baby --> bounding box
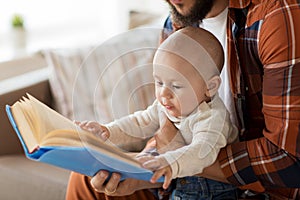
[78,27,238,199]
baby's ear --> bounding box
[205,76,221,98]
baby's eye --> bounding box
[172,85,182,89]
[155,80,163,86]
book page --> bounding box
[27,94,80,139]
[11,101,39,152]
[11,94,79,152]
[22,97,41,141]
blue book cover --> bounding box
[5,94,163,182]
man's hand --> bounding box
[90,170,162,196]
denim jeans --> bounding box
[173,176,238,200]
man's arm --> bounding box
[219,1,300,193]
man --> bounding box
[66,0,300,199]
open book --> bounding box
[6,93,162,181]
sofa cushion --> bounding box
[0,155,70,200]
[44,28,160,124]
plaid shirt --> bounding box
[162,0,300,199]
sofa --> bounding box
[0,27,160,200]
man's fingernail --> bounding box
[99,172,107,178]
[112,173,120,180]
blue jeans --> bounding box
[172,176,238,200]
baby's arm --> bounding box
[75,121,110,141]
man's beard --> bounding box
[167,0,215,27]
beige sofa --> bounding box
[0,28,159,200]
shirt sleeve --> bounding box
[219,2,300,192]
[161,98,237,178]
[105,101,160,152]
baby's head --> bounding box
[153,27,224,117]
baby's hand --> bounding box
[74,121,110,141]
[136,155,172,189]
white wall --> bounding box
[0,0,169,61]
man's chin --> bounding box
[166,0,215,27]
[170,9,198,27]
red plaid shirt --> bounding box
[163,0,300,199]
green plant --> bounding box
[11,14,24,28]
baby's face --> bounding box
[153,52,207,118]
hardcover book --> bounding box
[6,93,162,182]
